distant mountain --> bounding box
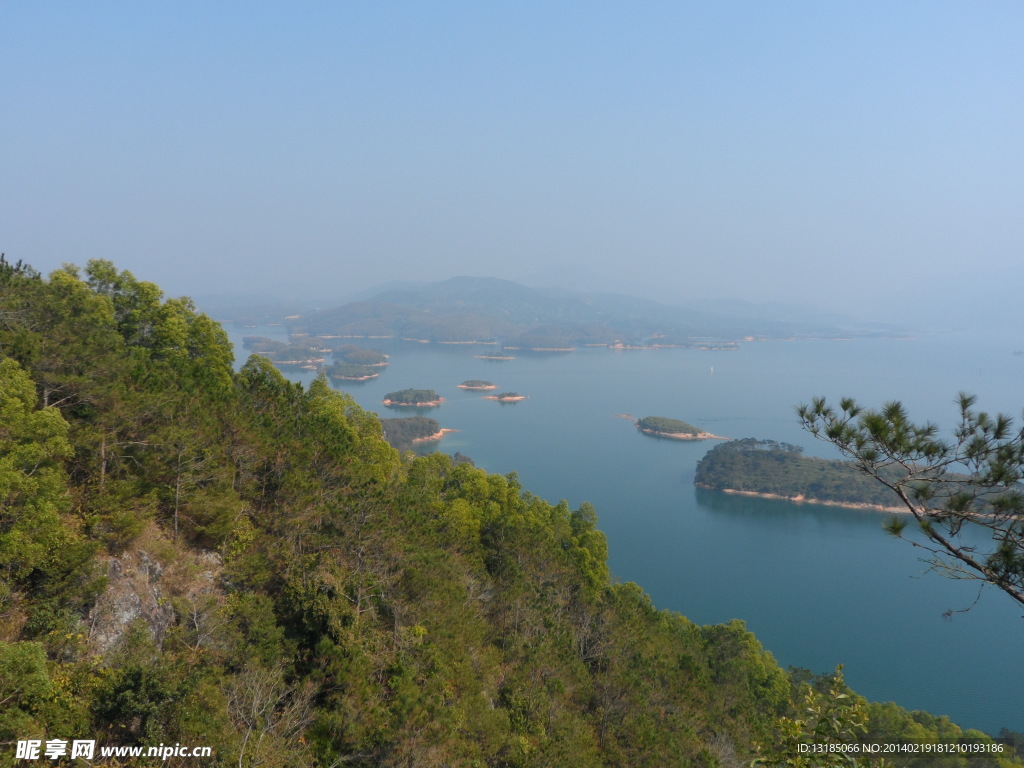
[289,276,893,347]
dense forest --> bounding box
[695,439,911,508]
[0,259,1017,767]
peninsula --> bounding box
[382,388,444,407]
[636,416,726,441]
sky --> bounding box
[3,2,1022,320]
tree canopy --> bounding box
[799,394,1024,612]
[0,260,1016,765]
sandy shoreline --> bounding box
[638,427,728,441]
[695,484,908,513]
[382,398,444,406]
[411,428,459,443]
[484,395,527,402]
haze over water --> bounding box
[229,325,1024,735]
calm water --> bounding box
[228,326,1024,734]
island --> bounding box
[694,438,907,511]
[458,379,497,390]
[484,392,527,402]
[326,362,379,381]
[382,388,444,407]
[636,416,725,440]
[379,416,455,451]
[333,344,389,367]
[244,337,329,370]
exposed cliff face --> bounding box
[87,533,222,655]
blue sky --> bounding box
[3,2,1022,318]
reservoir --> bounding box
[228,326,1024,735]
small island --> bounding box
[636,416,725,441]
[484,392,527,402]
[382,388,444,407]
[380,416,456,451]
[458,379,497,390]
[326,362,379,381]
[333,344,389,367]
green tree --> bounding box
[798,394,1024,611]
[0,358,99,639]
[754,667,884,768]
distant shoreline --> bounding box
[638,427,728,441]
[330,372,380,381]
[695,484,907,513]
[382,398,445,407]
[411,428,459,443]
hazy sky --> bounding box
[3,2,1022,317]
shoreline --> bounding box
[330,373,380,381]
[411,428,459,443]
[484,395,527,402]
[695,484,908,514]
[638,427,728,441]
[382,398,445,407]
[458,384,498,390]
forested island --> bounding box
[458,379,497,390]
[0,258,1015,767]
[636,416,724,440]
[333,344,389,366]
[485,391,527,402]
[379,416,448,451]
[694,438,909,510]
[381,388,443,406]
[242,336,328,369]
[326,361,379,381]
[243,338,388,378]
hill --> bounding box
[0,259,1013,767]
[286,277,869,347]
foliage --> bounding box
[0,261,1015,767]
[799,395,1024,610]
[754,666,879,768]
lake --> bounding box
[227,326,1024,734]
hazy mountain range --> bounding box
[270,276,905,347]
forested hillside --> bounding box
[0,260,1015,767]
